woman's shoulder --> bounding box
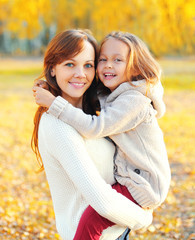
[39,112,82,138]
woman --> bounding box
[32,29,152,240]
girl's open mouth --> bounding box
[104,73,116,79]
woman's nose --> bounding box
[74,67,86,78]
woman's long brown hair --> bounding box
[31,29,100,172]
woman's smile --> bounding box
[69,81,86,89]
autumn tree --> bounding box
[0,0,194,55]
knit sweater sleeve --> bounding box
[42,113,152,230]
[48,90,151,138]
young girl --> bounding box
[33,31,171,239]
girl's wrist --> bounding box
[48,95,56,108]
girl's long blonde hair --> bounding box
[31,29,100,172]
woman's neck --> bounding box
[61,93,83,109]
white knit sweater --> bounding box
[38,113,152,240]
[48,81,171,209]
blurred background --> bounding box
[0,0,195,56]
[0,0,195,239]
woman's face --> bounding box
[52,41,95,108]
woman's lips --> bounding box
[69,82,86,89]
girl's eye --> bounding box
[115,58,122,62]
[99,58,106,62]
[85,63,94,68]
[65,63,74,67]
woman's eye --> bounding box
[85,63,94,68]
[65,63,74,67]
[115,58,122,62]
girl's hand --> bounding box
[34,79,49,90]
[32,86,55,108]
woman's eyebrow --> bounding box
[66,59,75,62]
[65,59,94,62]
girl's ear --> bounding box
[131,65,139,76]
[51,68,56,77]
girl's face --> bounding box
[52,41,95,108]
[97,38,129,92]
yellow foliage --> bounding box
[2,0,52,38]
[0,0,10,24]
[0,0,195,54]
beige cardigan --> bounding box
[48,81,171,209]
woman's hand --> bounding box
[32,86,56,108]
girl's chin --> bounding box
[103,81,114,88]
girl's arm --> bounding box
[33,81,165,139]
[41,114,152,230]
[48,90,151,138]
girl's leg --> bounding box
[73,183,138,240]
[73,204,113,240]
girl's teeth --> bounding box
[105,74,115,76]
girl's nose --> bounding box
[74,67,86,78]
[105,61,112,68]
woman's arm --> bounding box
[42,114,152,230]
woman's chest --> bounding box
[85,138,116,185]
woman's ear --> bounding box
[51,68,56,77]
